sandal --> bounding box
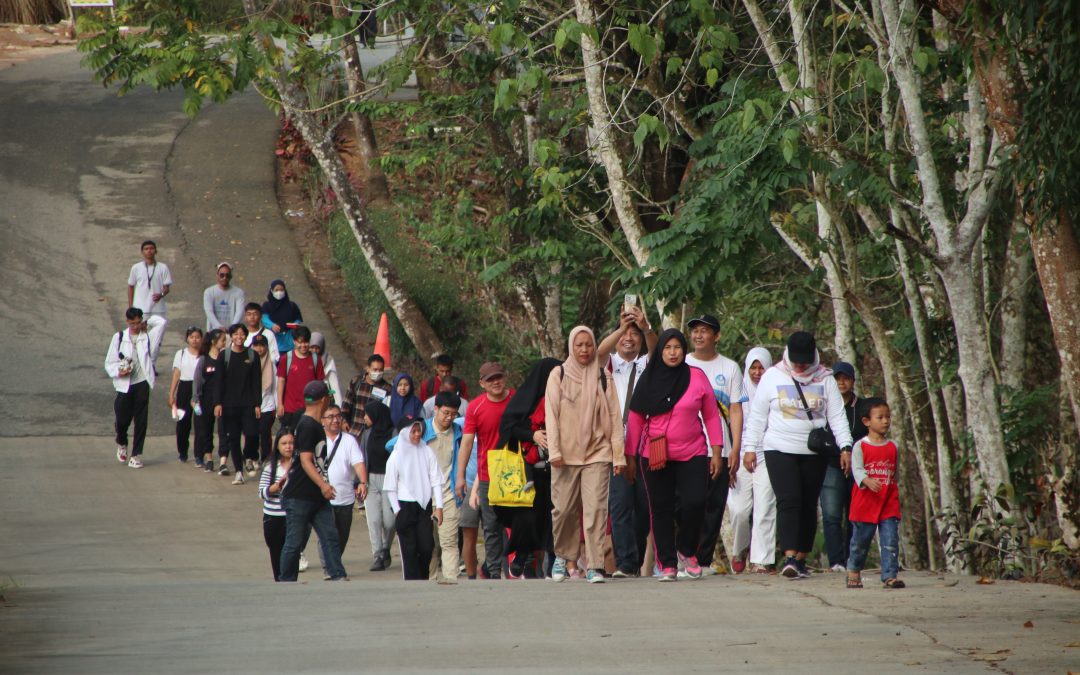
[883,578,906,589]
[846,574,863,589]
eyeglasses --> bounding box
[322,413,342,420]
[218,272,232,279]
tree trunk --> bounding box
[278,81,444,359]
[999,206,1031,391]
[332,0,390,204]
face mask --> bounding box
[272,290,286,300]
[368,370,384,380]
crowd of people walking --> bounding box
[106,241,905,589]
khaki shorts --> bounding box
[459,497,480,529]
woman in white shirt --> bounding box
[168,327,203,463]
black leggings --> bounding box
[258,412,275,462]
[263,514,286,580]
[395,501,435,580]
[220,406,256,472]
[175,380,194,459]
[194,401,216,460]
[641,455,709,570]
[765,451,828,553]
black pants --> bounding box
[279,410,303,434]
[175,380,194,460]
[258,412,275,462]
[114,381,150,456]
[765,451,828,553]
[395,501,435,580]
[641,454,709,570]
[221,406,257,472]
[609,467,651,573]
[696,458,730,565]
[194,401,216,460]
[263,514,287,580]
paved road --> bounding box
[0,48,355,438]
[1,49,1077,675]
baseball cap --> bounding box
[833,361,855,380]
[216,261,233,272]
[478,361,507,382]
[687,314,720,332]
[787,331,817,364]
[251,334,269,347]
[303,380,330,402]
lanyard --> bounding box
[144,262,156,288]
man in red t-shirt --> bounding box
[275,326,326,430]
[455,361,513,579]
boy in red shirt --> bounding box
[846,397,904,589]
[275,326,325,431]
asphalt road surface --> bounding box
[1,49,1077,675]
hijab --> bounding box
[498,357,561,449]
[363,399,395,471]
[742,347,774,401]
[389,421,438,508]
[389,373,422,426]
[261,279,302,329]
[629,328,692,417]
[775,346,832,385]
[560,326,611,445]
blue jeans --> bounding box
[847,517,900,582]
[819,465,853,566]
[608,470,649,573]
[278,497,346,581]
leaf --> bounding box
[1023,620,1034,628]
[666,56,683,78]
[741,99,756,131]
[554,27,567,54]
[627,24,657,64]
[913,49,929,73]
[706,67,719,87]
[976,576,995,585]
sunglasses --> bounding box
[218,272,232,278]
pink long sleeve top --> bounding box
[625,367,724,462]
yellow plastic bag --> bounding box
[486,447,535,507]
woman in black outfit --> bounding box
[497,357,562,578]
[194,329,226,472]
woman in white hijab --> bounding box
[385,420,444,580]
[545,326,625,584]
[738,347,779,573]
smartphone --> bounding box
[623,293,638,315]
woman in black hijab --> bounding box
[361,399,397,571]
[494,357,561,578]
[626,329,725,582]
[261,279,303,353]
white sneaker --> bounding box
[127,457,143,469]
[232,471,245,485]
[298,552,309,572]
[830,564,846,573]
[116,446,128,463]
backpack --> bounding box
[285,350,319,373]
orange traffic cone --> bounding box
[373,312,392,369]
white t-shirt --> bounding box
[322,432,364,506]
[608,352,649,423]
[422,395,468,420]
[685,353,747,451]
[127,261,172,315]
[172,348,199,381]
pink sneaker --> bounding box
[567,568,584,580]
[678,556,703,579]
[658,567,678,582]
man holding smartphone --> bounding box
[105,307,168,468]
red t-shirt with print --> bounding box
[463,390,514,482]
[276,353,326,413]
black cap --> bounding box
[787,331,817,364]
[687,314,720,332]
[833,361,855,380]
[303,380,330,402]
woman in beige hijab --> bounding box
[545,326,626,583]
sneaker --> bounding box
[611,567,635,579]
[658,567,678,582]
[585,569,605,584]
[298,552,309,573]
[244,458,255,473]
[178,455,188,463]
[116,445,128,463]
[732,554,748,574]
[127,456,143,469]
[677,555,703,579]
[700,565,717,576]
[781,556,800,578]
[218,463,230,476]
[551,557,567,582]
[796,558,811,578]
[194,458,204,469]
[567,568,583,580]
[204,460,214,473]
[830,564,846,573]
[232,471,244,485]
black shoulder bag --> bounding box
[792,379,838,456]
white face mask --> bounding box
[368,370,384,381]
[272,290,286,300]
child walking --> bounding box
[846,397,905,589]
[385,419,444,580]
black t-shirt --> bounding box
[283,414,327,503]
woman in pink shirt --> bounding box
[626,329,724,581]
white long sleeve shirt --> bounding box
[742,367,853,459]
[203,284,246,330]
[384,442,444,512]
[104,316,168,392]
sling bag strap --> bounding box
[791,378,818,423]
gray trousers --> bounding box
[365,473,396,558]
[478,479,507,578]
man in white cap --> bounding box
[203,262,246,331]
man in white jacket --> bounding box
[104,307,168,468]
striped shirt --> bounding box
[258,462,290,516]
